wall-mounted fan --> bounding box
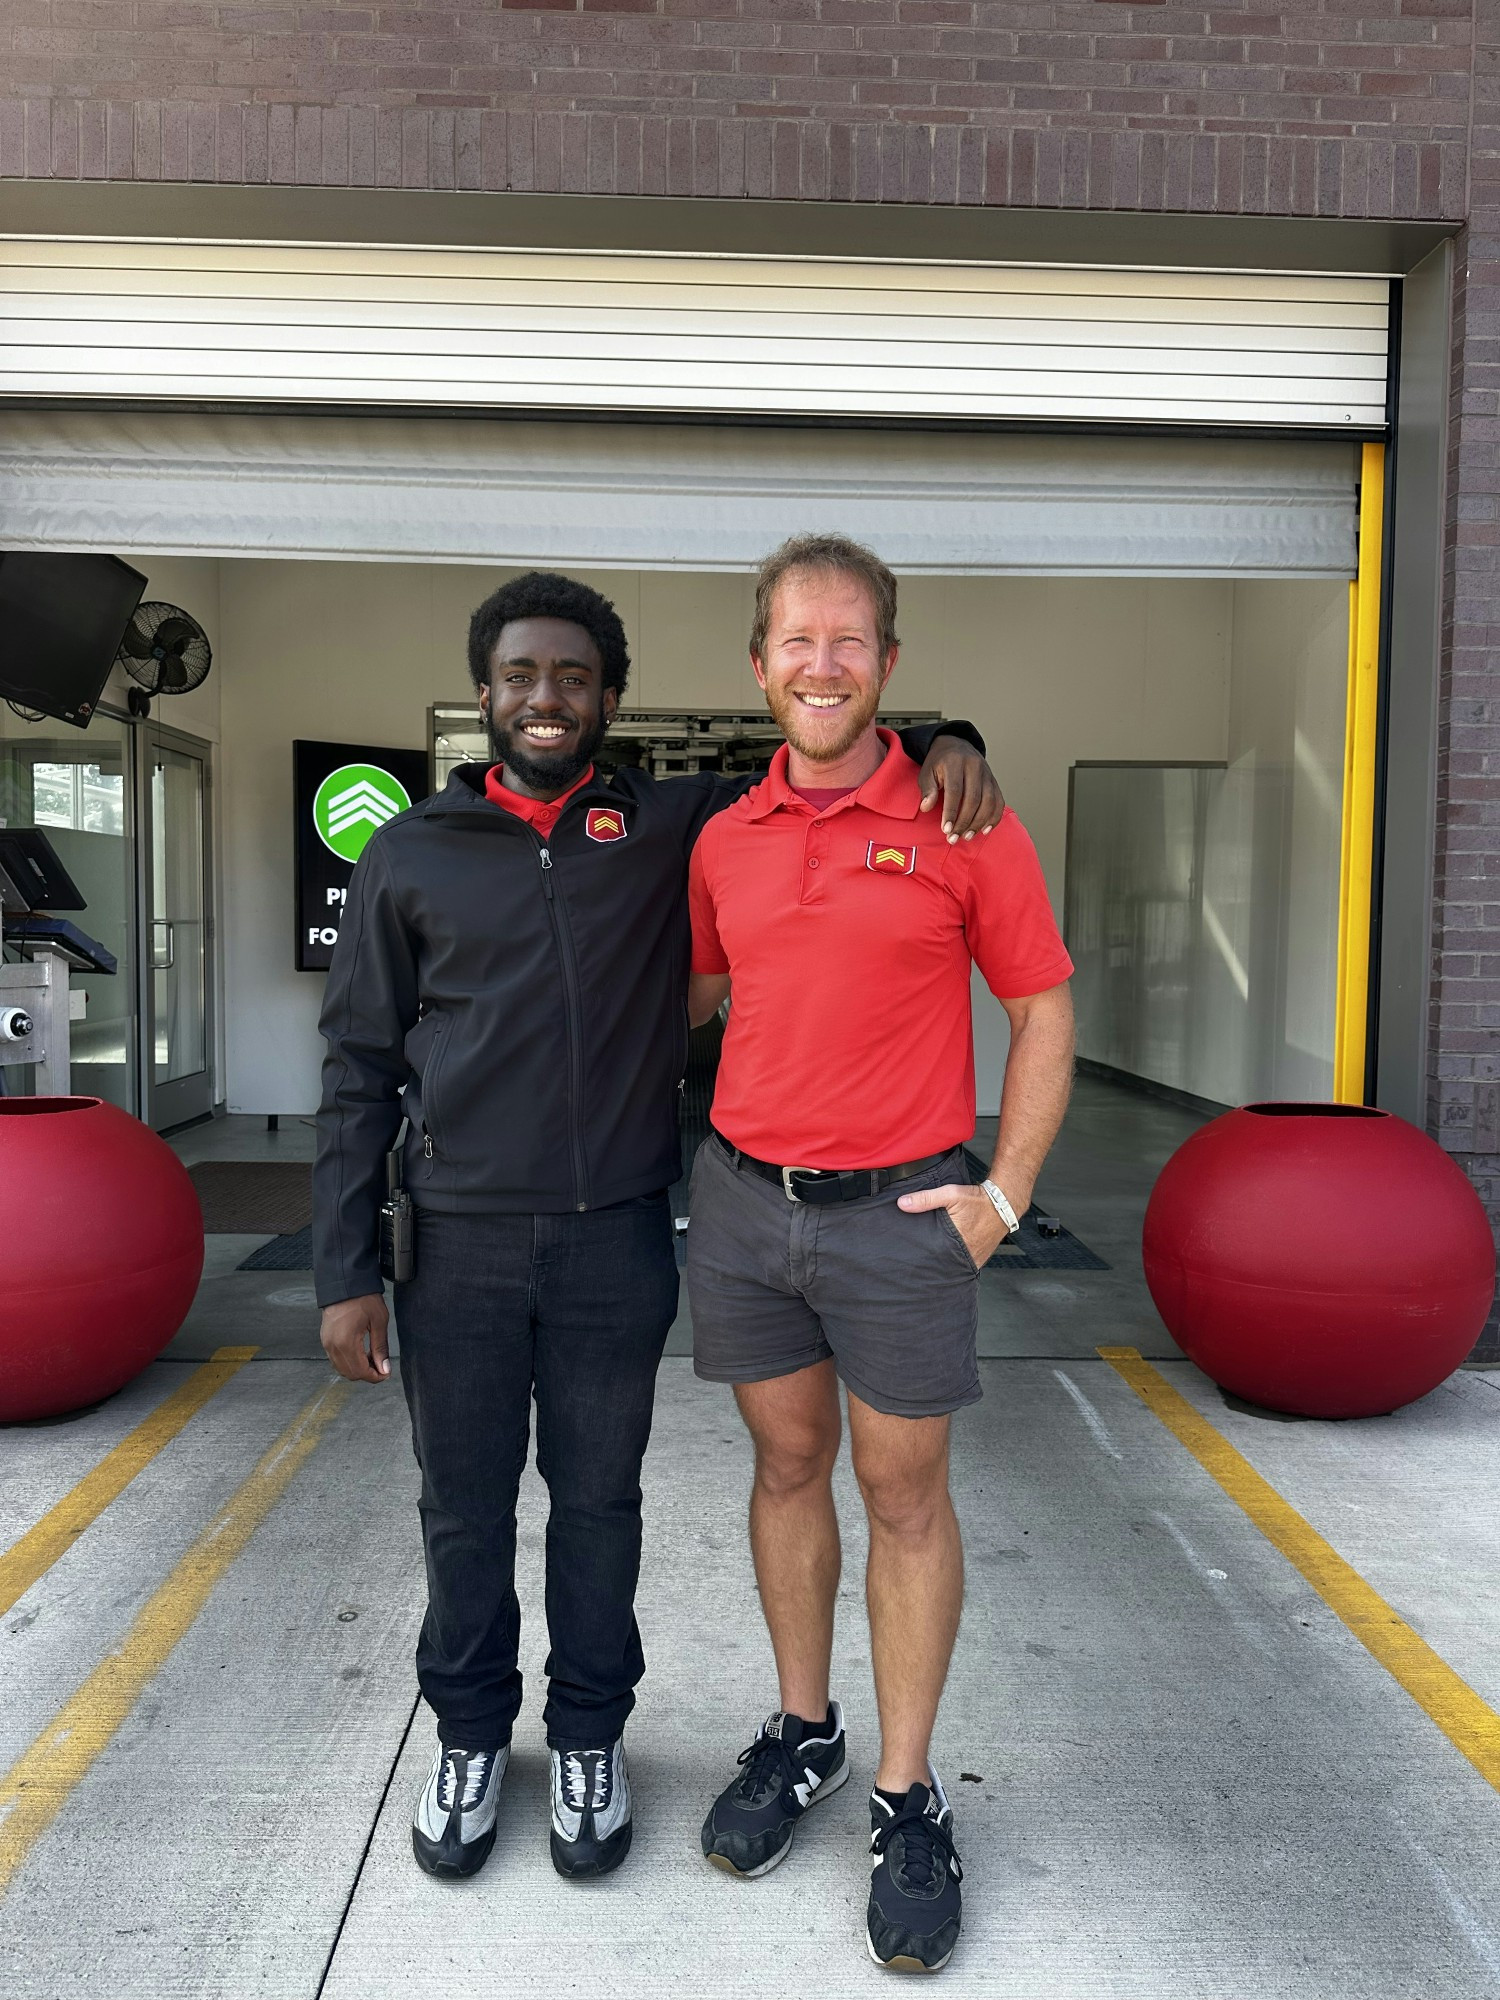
[115,601,212,716]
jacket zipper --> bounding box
[536,842,591,1210]
[421,1016,449,1162]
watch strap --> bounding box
[981,1179,1019,1234]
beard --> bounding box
[487,710,607,795]
[763,676,884,765]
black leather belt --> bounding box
[712,1129,949,1205]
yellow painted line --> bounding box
[1099,1346,1500,1792]
[0,1346,260,1621]
[0,1376,351,1896]
[1334,438,1386,1103]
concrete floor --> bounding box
[5,1081,1500,1996]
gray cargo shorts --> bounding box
[686,1133,982,1419]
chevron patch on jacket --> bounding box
[586,807,628,843]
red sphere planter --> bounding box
[0,1097,204,1423]
[1143,1103,1496,1419]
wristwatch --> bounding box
[981,1179,1020,1234]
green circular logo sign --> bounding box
[313,763,411,862]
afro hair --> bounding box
[467,571,631,699]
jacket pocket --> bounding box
[416,1016,452,1160]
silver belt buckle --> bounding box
[781,1165,808,1202]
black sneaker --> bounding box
[550,1738,633,1880]
[867,1774,963,1972]
[411,1742,508,1878]
[701,1702,848,1877]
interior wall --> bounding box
[216,562,1233,1115]
[895,577,1233,1107]
[102,555,223,744]
[1066,577,1347,1106]
[1223,576,1347,1100]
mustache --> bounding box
[486,711,603,787]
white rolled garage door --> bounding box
[0,411,1358,577]
[0,237,1389,430]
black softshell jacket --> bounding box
[312,724,977,1307]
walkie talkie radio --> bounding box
[378,1121,415,1283]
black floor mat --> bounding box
[238,1225,314,1271]
[244,1203,1107,1276]
[192,1161,313,1234]
[246,1016,1107,1281]
[978,1218,1110,1272]
[960,1150,1109,1271]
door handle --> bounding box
[151,918,175,970]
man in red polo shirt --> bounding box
[686,534,1075,1974]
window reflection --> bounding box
[31,760,126,837]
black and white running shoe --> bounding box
[411,1742,508,1878]
[701,1703,848,1877]
[550,1738,633,1879]
[867,1773,963,1973]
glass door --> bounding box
[138,721,214,1130]
[0,704,138,1111]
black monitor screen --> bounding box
[0,826,87,913]
[0,552,147,729]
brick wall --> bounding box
[0,2,1477,218]
[5,0,1500,1344]
[1433,3,1497,1355]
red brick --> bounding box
[77,96,106,177]
[1361,70,1438,95]
[666,111,692,194]
[745,114,772,196]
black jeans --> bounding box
[394,1198,679,1752]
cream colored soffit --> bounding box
[0,238,1388,429]
[0,412,1358,576]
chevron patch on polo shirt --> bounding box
[866,842,916,875]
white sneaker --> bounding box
[411,1741,509,1878]
[549,1738,633,1879]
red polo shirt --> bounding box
[484,764,593,838]
[688,731,1073,1167]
